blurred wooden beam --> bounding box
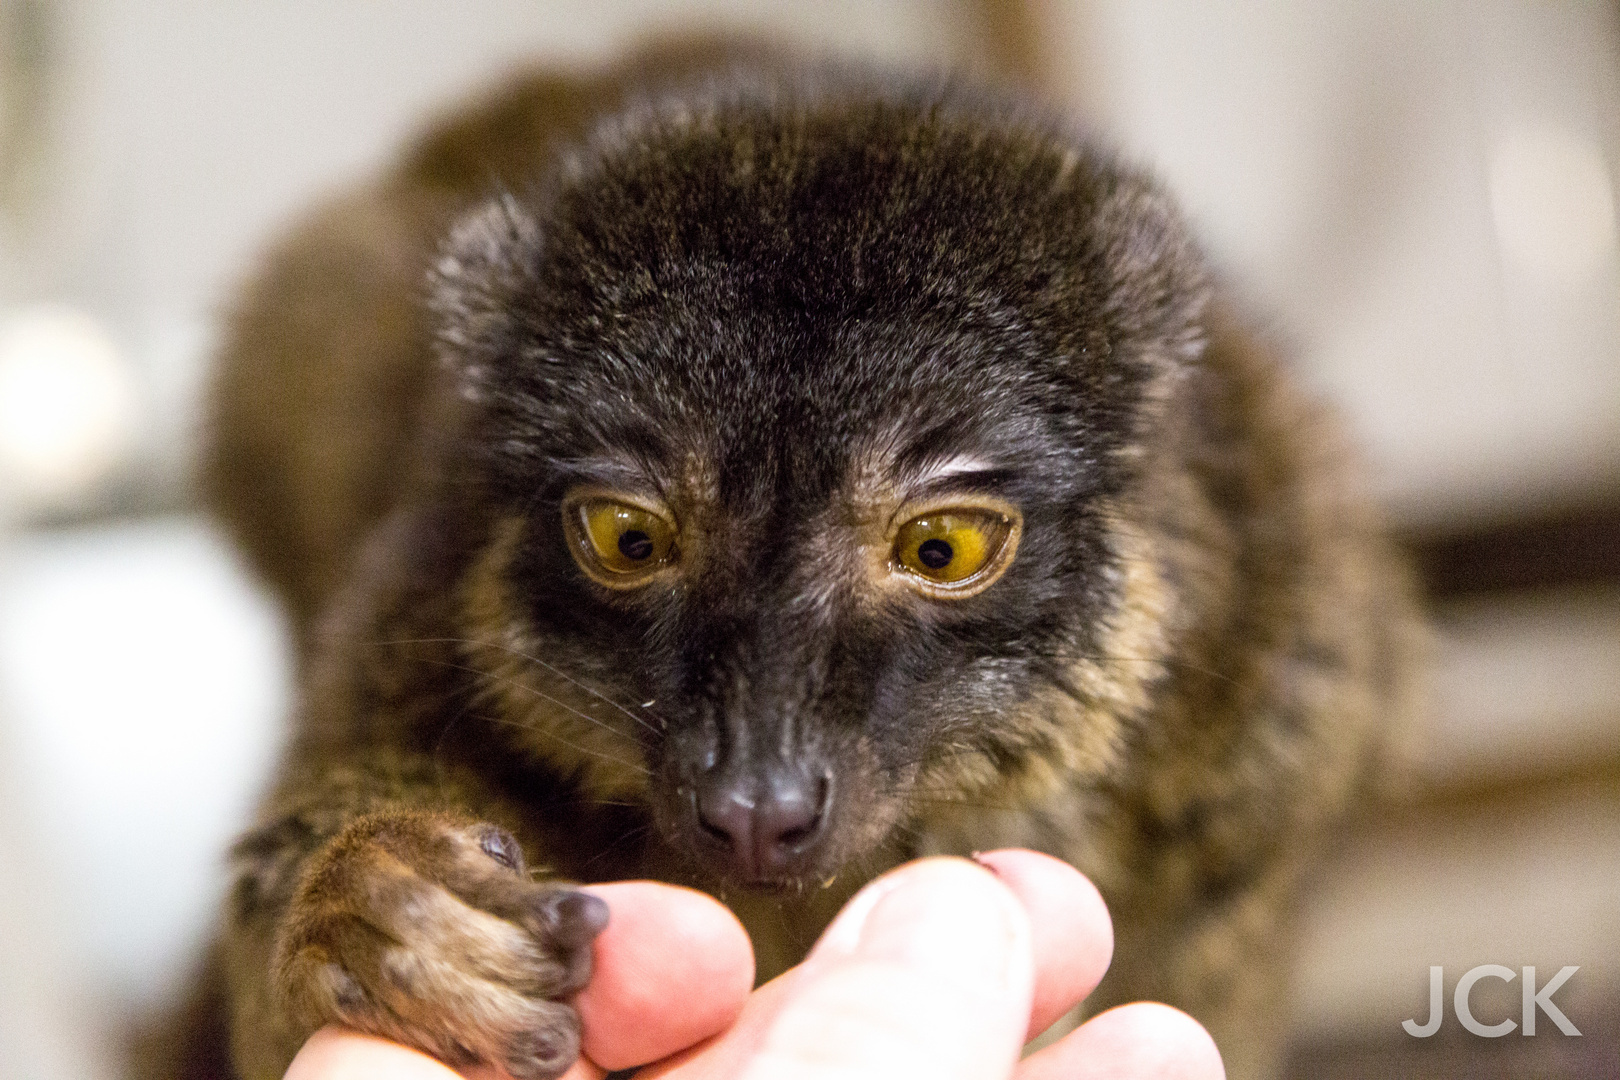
[1401,499,1620,601]
[961,0,1049,91]
[1374,743,1620,829]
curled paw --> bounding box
[274,811,608,1080]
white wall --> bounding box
[1046,0,1620,525]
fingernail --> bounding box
[858,861,1028,992]
[808,872,901,960]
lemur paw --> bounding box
[273,811,607,1080]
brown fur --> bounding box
[181,41,1423,1080]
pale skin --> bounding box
[284,850,1225,1080]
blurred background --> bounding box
[0,1,1616,1077]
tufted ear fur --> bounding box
[1096,183,1210,359]
[431,194,546,404]
[1050,164,1214,443]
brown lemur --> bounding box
[195,39,1421,1080]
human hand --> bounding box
[283,850,1224,1080]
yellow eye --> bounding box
[572,498,677,580]
[893,510,1012,588]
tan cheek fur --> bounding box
[458,517,653,801]
[910,504,1173,809]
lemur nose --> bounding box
[697,766,829,879]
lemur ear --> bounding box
[431,194,545,403]
[1087,176,1212,367]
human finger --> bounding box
[971,849,1113,1039]
[1015,1002,1225,1080]
[281,880,753,1080]
[575,881,754,1071]
[283,1026,475,1080]
[279,1024,601,1080]
[642,852,1106,1080]
[733,857,1035,1080]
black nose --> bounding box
[696,765,830,880]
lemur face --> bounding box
[437,86,1207,887]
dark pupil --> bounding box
[618,530,654,561]
[917,538,954,570]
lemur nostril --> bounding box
[695,765,829,878]
[696,784,755,854]
[773,816,817,848]
[754,770,824,860]
[775,774,831,848]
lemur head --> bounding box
[434,76,1208,888]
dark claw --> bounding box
[535,890,610,948]
[506,1024,578,1080]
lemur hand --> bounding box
[273,810,613,1080]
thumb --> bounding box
[737,858,1034,1080]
